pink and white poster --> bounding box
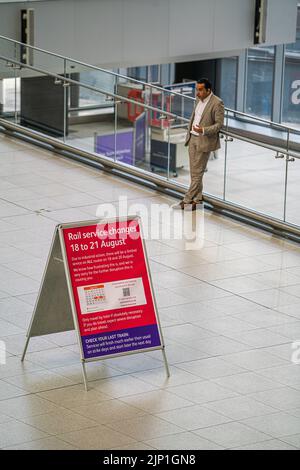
[61,218,162,360]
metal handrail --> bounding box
[226,108,300,134]
[1,36,300,241]
[2,54,300,159]
[1,34,300,136]
[225,130,300,160]
[0,55,188,123]
[0,34,195,101]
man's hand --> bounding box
[192,125,203,134]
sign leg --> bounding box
[81,361,89,391]
[21,335,31,362]
[162,348,170,378]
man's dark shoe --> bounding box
[193,199,203,205]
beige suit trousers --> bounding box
[183,134,210,204]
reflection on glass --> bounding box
[0,77,20,116]
[0,37,18,63]
[163,114,188,183]
[282,7,300,129]
[216,57,238,110]
[67,85,115,155]
[15,67,66,136]
[225,137,286,220]
[246,46,275,119]
[126,65,160,83]
[78,70,115,108]
[285,153,300,226]
[66,61,116,102]
[204,135,226,199]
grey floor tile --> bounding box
[212,371,282,394]
[255,364,300,388]
[119,389,194,413]
[223,349,289,370]
[225,328,291,348]
[242,412,300,438]
[4,370,77,393]
[19,409,99,435]
[156,405,232,431]
[280,434,300,449]
[193,421,271,448]
[75,399,147,424]
[0,356,43,379]
[234,309,296,328]
[0,379,29,400]
[0,394,63,419]
[203,395,278,420]
[132,366,202,388]
[25,348,81,369]
[286,408,300,418]
[232,439,298,450]
[248,387,300,411]
[144,432,224,450]
[37,383,110,409]
[91,375,158,399]
[111,442,156,450]
[3,437,78,450]
[268,321,300,339]
[1,334,56,356]
[168,380,239,404]
[106,415,184,440]
[58,425,136,450]
[177,357,247,379]
[0,420,49,449]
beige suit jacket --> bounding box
[185,94,225,152]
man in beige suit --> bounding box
[174,78,224,210]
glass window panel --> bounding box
[282,7,300,129]
[225,136,287,220]
[2,77,20,113]
[245,46,275,120]
[218,57,238,109]
[126,66,147,81]
[78,70,115,108]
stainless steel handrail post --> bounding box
[283,129,290,222]
[63,58,67,143]
[223,110,229,201]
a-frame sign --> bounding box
[22,216,169,390]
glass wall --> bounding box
[245,46,275,120]
[127,65,160,83]
[282,7,300,129]
[1,77,20,114]
[78,70,116,108]
[216,57,238,110]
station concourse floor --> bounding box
[0,133,300,450]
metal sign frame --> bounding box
[22,216,170,390]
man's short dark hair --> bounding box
[197,78,212,91]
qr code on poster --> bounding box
[122,287,130,297]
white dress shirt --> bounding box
[190,92,213,136]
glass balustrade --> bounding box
[285,128,300,226]
[224,131,288,220]
[66,83,115,157]
[0,34,300,235]
[14,65,66,139]
[0,58,19,120]
[0,37,18,64]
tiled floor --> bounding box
[0,133,300,450]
